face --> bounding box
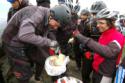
[11,0,21,9]
[49,17,60,29]
[91,13,97,18]
[97,19,110,33]
[80,15,88,21]
[121,19,125,26]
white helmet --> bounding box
[96,8,119,20]
[65,0,80,13]
[119,14,125,20]
[90,1,107,13]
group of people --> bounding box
[0,0,125,83]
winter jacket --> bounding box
[2,6,53,62]
[78,19,91,37]
[54,23,74,55]
[92,27,124,77]
[75,27,124,77]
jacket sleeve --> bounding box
[17,9,52,47]
[76,34,121,59]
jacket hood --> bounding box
[20,0,29,8]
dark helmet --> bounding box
[7,0,16,3]
[36,0,50,3]
[80,9,90,16]
[50,4,71,26]
[90,1,107,13]
[96,8,119,20]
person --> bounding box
[118,14,125,35]
[7,0,29,22]
[2,4,71,83]
[49,4,76,82]
[115,56,125,83]
[77,9,93,83]
[73,8,125,83]
[50,1,80,56]
[4,0,29,82]
[36,0,50,8]
[90,0,107,41]
[65,0,80,56]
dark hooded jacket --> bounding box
[55,25,74,55]
[7,0,29,22]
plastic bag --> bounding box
[45,54,70,76]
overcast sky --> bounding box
[0,0,125,20]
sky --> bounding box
[0,0,125,21]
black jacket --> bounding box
[7,0,29,22]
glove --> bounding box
[85,51,91,59]
[49,40,59,48]
[68,37,74,44]
[49,48,55,55]
[77,19,81,25]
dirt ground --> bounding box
[36,59,82,83]
[2,57,82,83]
[31,60,81,83]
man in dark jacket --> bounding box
[4,0,29,82]
[36,0,50,8]
[7,0,29,22]
[2,4,71,83]
[90,0,107,41]
[76,9,93,83]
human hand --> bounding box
[68,37,74,44]
[49,40,59,48]
[72,29,80,37]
